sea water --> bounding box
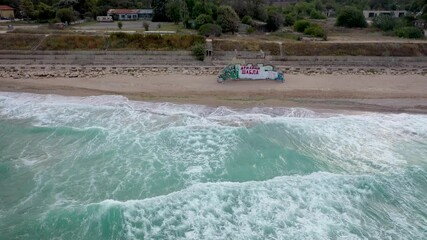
[0,92,426,240]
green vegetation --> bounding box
[293,20,326,39]
[395,26,425,39]
[294,20,311,32]
[195,14,214,29]
[198,23,222,37]
[216,6,240,34]
[191,42,205,61]
[266,12,284,32]
[241,15,253,25]
[373,15,399,32]
[336,7,367,28]
[117,21,123,29]
[304,24,327,39]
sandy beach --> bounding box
[1,73,426,113]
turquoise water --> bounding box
[0,92,426,239]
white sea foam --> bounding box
[84,171,426,240]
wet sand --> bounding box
[1,73,426,113]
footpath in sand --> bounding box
[1,70,427,113]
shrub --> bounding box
[266,12,284,32]
[143,21,149,31]
[198,23,222,37]
[195,14,213,29]
[117,21,123,29]
[284,14,296,26]
[395,27,424,39]
[294,20,311,32]
[304,24,327,39]
[336,7,367,28]
[242,15,252,25]
[247,26,255,34]
[192,43,205,61]
[310,10,327,19]
[372,15,397,32]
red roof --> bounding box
[0,5,14,10]
[107,9,138,14]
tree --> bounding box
[36,2,56,21]
[336,7,367,28]
[195,14,213,29]
[198,23,222,37]
[216,5,239,34]
[20,0,34,21]
[56,8,75,23]
[166,0,188,24]
[152,0,168,22]
[117,21,123,29]
[266,12,283,32]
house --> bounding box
[138,9,153,20]
[363,10,407,19]
[107,9,139,21]
[0,5,14,19]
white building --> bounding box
[363,10,408,19]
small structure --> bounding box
[0,5,14,19]
[414,20,426,29]
[363,10,407,19]
[218,63,284,83]
[107,9,139,21]
[138,9,153,20]
[96,16,113,22]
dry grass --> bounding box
[108,33,204,50]
[39,35,106,50]
[0,33,44,50]
[213,39,427,56]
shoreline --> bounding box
[1,72,427,114]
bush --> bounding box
[294,20,311,32]
[336,7,367,28]
[395,27,424,39]
[373,15,397,32]
[247,26,255,34]
[192,43,205,61]
[310,10,327,19]
[143,21,149,31]
[198,23,222,37]
[284,14,295,26]
[242,15,252,25]
[117,21,123,29]
[195,14,213,29]
[304,24,327,39]
[217,6,240,34]
[266,12,284,32]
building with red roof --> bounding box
[0,5,14,19]
[107,9,139,21]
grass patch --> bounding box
[213,39,427,56]
[39,35,106,50]
[0,33,44,50]
[108,32,204,50]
